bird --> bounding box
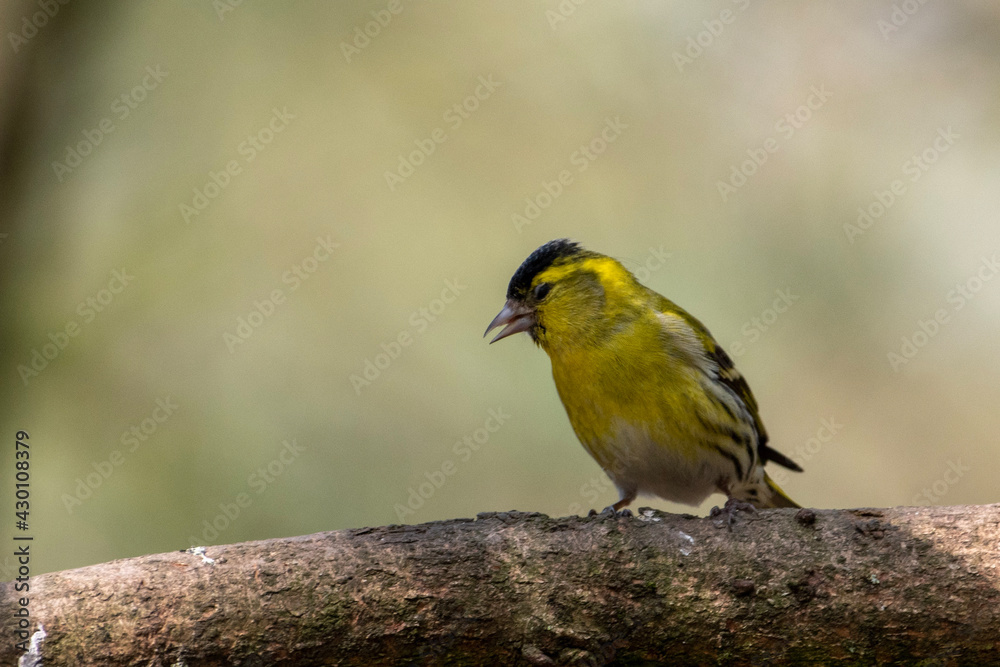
[484,239,802,518]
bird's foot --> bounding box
[589,505,633,519]
[710,498,757,530]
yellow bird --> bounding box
[485,239,801,516]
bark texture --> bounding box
[2,505,999,666]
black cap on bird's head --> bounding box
[505,239,585,300]
[485,239,592,344]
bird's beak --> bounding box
[484,299,535,344]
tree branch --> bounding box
[3,505,999,665]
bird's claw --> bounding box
[589,505,633,519]
[710,498,757,530]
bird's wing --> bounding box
[650,292,802,473]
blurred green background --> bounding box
[2,1,999,577]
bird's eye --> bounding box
[532,283,551,300]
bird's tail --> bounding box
[761,472,800,509]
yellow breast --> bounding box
[548,336,706,470]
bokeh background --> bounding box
[2,1,999,577]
